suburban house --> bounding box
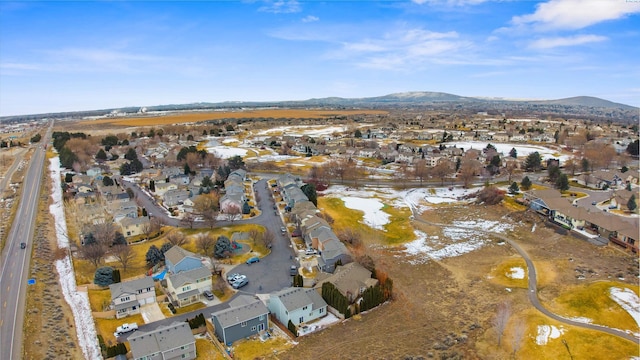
[109,277,156,319]
[211,295,269,345]
[165,267,212,307]
[128,322,196,360]
[154,182,178,197]
[164,245,203,274]
[314,263,379,303]
[118,216,151,238]
[163,189,191,207]
[268,287,328,326]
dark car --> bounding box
[203,290,215,301]
[246,256,260,264]
[290,265,298,276]
[20,242,26,249]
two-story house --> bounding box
[166,267,212,307]
[211,295,269,345]
[128,322,196,360]
[109,277,156,319]
[268,287,328,327]
[164,246,202,274]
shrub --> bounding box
[287,320,297,337]
[476,186,505,205]
[168,303,177,314]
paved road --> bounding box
[0,124,52,360]
[0,147,27,195]
[412,215,639,345]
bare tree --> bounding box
[181,213,196,229]
[493,301,512,347]
[504,159,520,183]
[195,233,215,258]
[93,222,116,247]
[262,229,275,249]
[432,159,454,186]
[248,228,262,246]
[112,244,135,272]
[223,204,241,223]
[511,318,527,359]
[458,159,482,188]
[413,159,429,185]
[140,220,152,240]
[166,230,187,247]
[202,209,218,229]
[337,228,362,248]
[81,244,106,268]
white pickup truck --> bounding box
[114,323,138,337]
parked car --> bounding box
[203,290,215,301]
[114,323,138,337]
[280,226,287,233]
[246,257,260,264]
[228,274,246,284]
[20,242,26,249]
[226,273,241,282]
[232,278,249,289]
[305,248,317,256]
[290,265,298,276]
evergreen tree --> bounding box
[65,173,74,183]
[301,183,318,206]
[124,147,138,161]
[145,245,163,267]
[626,139,639,156]
[520,176,532,191]
[242,201,251,214]
[112,231,127,246]
[287,320,297,337]
[102,176,114,186]
[508,182,520,195]
[524,152,542,172]
[214,235,232,258]
[354,129,362,138]
[184,163,192,175]
[149,180,156,192]
[628,195,637,211]
[555,173,569,192]
[96,149,108,161]
[112,269,121,283]
[94,266,115,286]
[160,242,173,254]
[83,233,97,246]
[509,148,517,158]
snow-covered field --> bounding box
[49,157,101,360]
[297,313,341,336]
[256,125,347,137]
[321,185,515,263]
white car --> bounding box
[114,323,138,337]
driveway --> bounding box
[140,303,165,323]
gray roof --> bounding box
[128,322,195,358]
[114,299,139,311]
[270,287,327,312]
[164,245,199,267]
[175,288,201,300]
[211,295,268,329]
[109,277,154,300]
[168,267,211,288]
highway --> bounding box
[0,124,52,360]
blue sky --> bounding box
[1,0,639,116]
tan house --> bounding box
[314,262,378,303]
[110,277,156,319]
[118,216,151,238]
[166,267,212,307]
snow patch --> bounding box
[535,325,564,345]
[49,157,102,360]
[609,287,640,328]
[341,196,389,230]
[506,267,525,279]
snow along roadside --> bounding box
[49,156,102,360]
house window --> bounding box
[319,308,323,313]
[123,296,130,301]
[259,315,264,320]
[303,306,308,310]
[299,317,304,323]
[241,321,247,327]
[251,326,256,331]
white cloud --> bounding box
[530,34,608,49]
[512,0,640,30]
[258,0,301,14]
[302,15,319,23]
[338,28,471,70]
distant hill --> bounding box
[532,96,636,110]
[1,91,637,123]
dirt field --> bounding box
[276,204,639,360]
[77,109,388,127]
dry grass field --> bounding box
[78,109,388,127]
[276,204,639,360]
